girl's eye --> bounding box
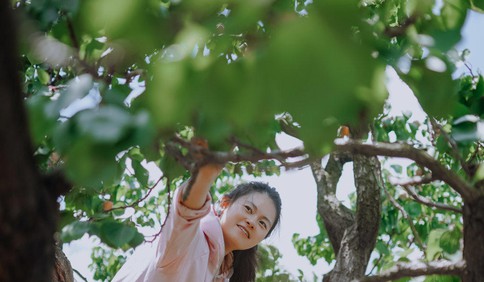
[260,221,267,229]
[244,205,252,213]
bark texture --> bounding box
[0,5,66,282]
[53,240,74,282]
[312,153,382,281]
[462,196,484,282]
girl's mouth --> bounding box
[237,225,250,239]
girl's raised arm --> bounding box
[181,163,223,209]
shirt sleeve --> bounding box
[156,181,212,268]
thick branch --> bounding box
[334,139,476,201]
[358,260,466,282]
[353,155,382,251]
[166,136,307,169]
[327,155,383,281]
[311,156,354,255]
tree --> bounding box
[1,0,484,281]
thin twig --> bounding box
[229,136,266,155]
[106,175,164,212]
[73,268,88,282]
[145,177,172,243]
[392,176,462,213]
[369,235,393,275]
[65,16,79,50]
[429,118,471,178]
[464,62,476,78]
[383,184,425,250]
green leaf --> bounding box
[473,163,484,183]
[401,60,458,118]
[441,0,469,30]
[256,12,386,153]
[26,95,58,144]
[37,68,51,85]
[128,232,145,248]
[63,139,121,188]
[428,0,469,51]
[426,229,447,260]
[55,74,93,112]
[440,228,461,254]
[61,221,91,243]
[77,106,132,143]
[96,220,138,249]
[56,0,80,13]
[132,159,149,185]
[78,0,165,65]
[391,164,403,174]
[103,84,132,107]
[83,38,106,61]
[144,60,192,128]
[58,210,76,231]
[160,154,185,180]
[404,201,422,217]
[376,240,390,256]
[451,115,481,142]
[470,0,484,12]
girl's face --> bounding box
[219,192,277,253]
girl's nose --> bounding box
[246,219,255,229]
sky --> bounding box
[64,11,484,282]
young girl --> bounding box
[112,163,282,282]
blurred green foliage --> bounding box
[12,0,484,280]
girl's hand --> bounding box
[198,163,224,182]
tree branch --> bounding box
[65,16,79,50]
[383,183,425,250]
[311,155,355,256]
[334,139,476,201]
[384,15,417,37]
[166,135,307,168]
[145,177,172,243]
[106,176,164,212]
[429,118,471,178]
[358,260,466,282]
[392,177,463,214]
[353,155,382,251]
[72,269,88,282]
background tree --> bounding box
[1,0,484,281]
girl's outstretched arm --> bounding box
[181,163,223,210]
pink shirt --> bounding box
[112,183,231,282]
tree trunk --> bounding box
[0,4,58,281]
[327,155,381,281]
[53,240,74,282]
[313,153,381,281]
[462,196,484,282]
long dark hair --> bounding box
[224,182,282,282]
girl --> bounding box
[112,163,282,282]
